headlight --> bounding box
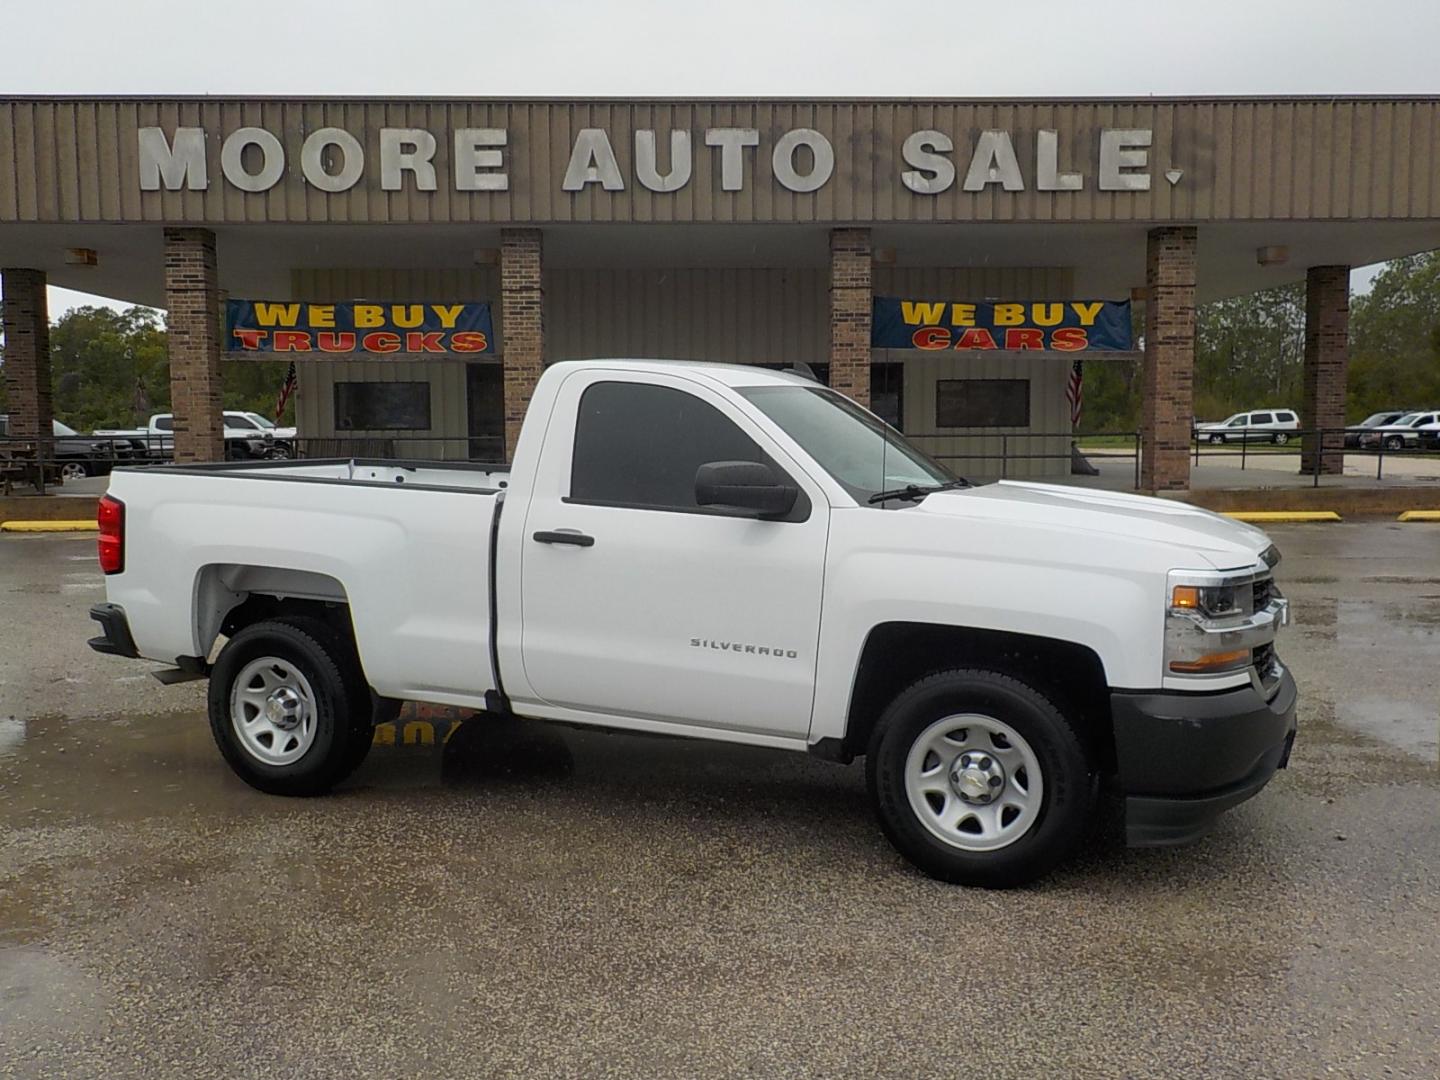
[1165,569,1258,677]
[1170,583,1242,619]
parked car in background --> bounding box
[230,411,296,458]
[95,413,272,461]
[1193,409,1301,445]
[1345,410,1409,448]
[1357,411,1440,451]
[1418,420,1440,451]
[0,415,144,481]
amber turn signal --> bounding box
[1171,585,1201,610]
[1168,648,1250,674]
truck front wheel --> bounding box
[866,669,1095,888]
[207,619,369,796]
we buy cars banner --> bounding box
[226,300,494,356]
[872,297,1133,351]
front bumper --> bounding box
[88,602,139,658]
[1113,667,1297,847]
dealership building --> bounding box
[3,95,1440,489]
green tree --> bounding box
[1347,252,1440,418]
[3,303,296,432]
[1193,281,1307,423]
[49,305,170,431]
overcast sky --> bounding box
[7,0,1437,313]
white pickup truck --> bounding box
[88,360,1296,887]
[95,411,274,460]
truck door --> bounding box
[517,370,829,738]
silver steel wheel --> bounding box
[230,656,318,767]
[60,461,88,481]
[904,713,1044,853]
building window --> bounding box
[935,379,1030,428]
[570,381,766,511]
[870,363,904,429]
[334,382,431,431]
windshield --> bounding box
[1392,413,1421,426]
[53,420,79,437]
[738,385,957,504]
[1361,413,1397,426]
[247,413,276,429]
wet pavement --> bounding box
[1,526,1438,1079]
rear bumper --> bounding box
[88,602,139,658]
[1112,668,1297,847]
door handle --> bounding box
[532,529,595,547]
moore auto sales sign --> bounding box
[139,123,1165,197]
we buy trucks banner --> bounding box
[872,297,1133,352]
[226,300,494,356]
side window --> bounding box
[155,416,174,432]
[570,381,767,511]
[1277,412,1296,422]
[226,415,257,430]
[1250,412,1274,425]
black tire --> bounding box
[866,669,1095,888]
[208,618,367,795]
[1209,433,1225,444]
[269,614,381,776]
[1272,432,1290,446]
[59,460,91,481]
[1384,435,1404,451]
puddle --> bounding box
[1332,698,1439,761]
[0,716,24,756]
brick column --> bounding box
[1,268,53,451]
[1141,226,1198,491]
[501,228,545,461]
[1300,265,1350,476]
[829,228,872,407]
[163,228,224,462]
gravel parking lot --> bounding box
[2,522,1437,1079]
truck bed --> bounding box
[102,457,506,707]
[136,456,510,493]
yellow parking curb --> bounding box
[1220,511,1342,523]
[1397,510,1440,522]
[0,520,98,532]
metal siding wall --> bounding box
[875,267,1073,479]
[904,353,1070,480]
[546,268,829,365]
[285,268,495,449]
[6,98,1440,223]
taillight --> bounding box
[98,495,125,575]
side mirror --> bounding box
[695,460,798,518]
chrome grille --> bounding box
[1252,576,1275,612]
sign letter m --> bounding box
[138,127,209,191]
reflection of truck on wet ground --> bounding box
[87,359,1296,887]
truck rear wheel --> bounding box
[866,669,1095,888]
[207,619,369,796]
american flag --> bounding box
[275,361,298,422]
[1065,357,1084,428]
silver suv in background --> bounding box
[1358,411,1439,451]
[1345,410,1409,448]
[1194,409,1301,445]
